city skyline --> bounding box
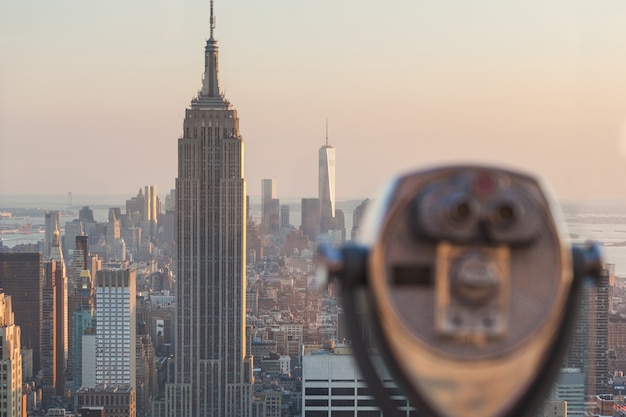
[2,0,626,408]
[4,2,626,200]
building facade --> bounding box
[136,332,156,417]
[302,345,416,417]
[0,252,44,373]
[318,142,335,235]
[95,268,137,388]
[76,385,136,417]
[73,299,95,393]
[280,205,290,235]
[261,179,279,235]
[164,2,253,416]
[351,199,370,242]
[0,292,23,417]
[68,236,94,386]
[301,198,320,241]
[44,210,60,259]
[550,368,586,417]
[143,185,159,240]
[566,267,610,396]
[253,391,281,417]
[42,260,59,405]
[538,400,567,417]
[49,227,68,401]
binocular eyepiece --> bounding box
[413,171,542,245]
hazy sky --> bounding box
[3,1,626,202]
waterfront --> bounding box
[0,194,127,249]
[3,195,626,276]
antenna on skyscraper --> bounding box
[210,0,216,40]
[325,117,329,147]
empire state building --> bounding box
[165,2,253,416]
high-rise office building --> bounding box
[79,206,95,223]
[136,331,156,417]
[42,260,60,405]
[261,179,279,235]
[64,219,85,254]
[301,198,320,241]
[0,292,23,417]
[72,236,90,282]
[81,329,97,389]
[95,268,137,388]
[267,199,280,236]
[351,199,370,242]
[50,226,68,398]
[566,267,610,396]
[73,274,95,393]
[550,368,585,417]
[126,188,145,219]
[262,178,275,202]
[0,252,44,373]
[68,236,94,385]
[280,204,290,235]
[107,209,121,245]
[318,123,336,235]
[143,185,158,239]
[302,344,415,417]
[164,2,253,416]
[22,350,33,381]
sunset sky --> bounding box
[3,1,626,202]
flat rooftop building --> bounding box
[302,344,417,417]
[76,385,136,417]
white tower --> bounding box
[319,120,336,234]
[95,269,137,388]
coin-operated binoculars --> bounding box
[318,165,603,417]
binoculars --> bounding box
[319,165,603,417]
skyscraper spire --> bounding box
[326,117,329,147]
[51,223,64,266]
[210,0,216,40]
[193,0,229,109]
[53,224,60,247]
